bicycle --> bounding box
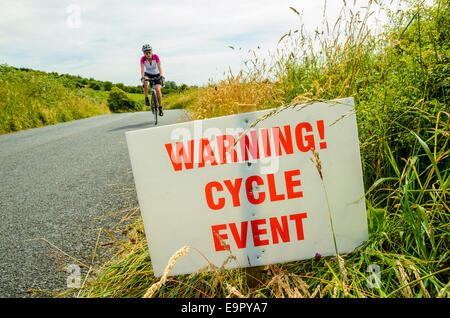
[142,76,163,125]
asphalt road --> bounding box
[0,110,189,297]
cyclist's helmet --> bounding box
[142,44,152,53]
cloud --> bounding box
[0,0,396,86]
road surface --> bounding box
[0,110,189,297]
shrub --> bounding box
[107,86,141,112]
[88,81,101,90]
[103,81,113,91]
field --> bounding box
[63,0,448,298]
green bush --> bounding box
[107,86,142,112]
[103,81,113,91]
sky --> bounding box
[0,0,403,86]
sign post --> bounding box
[237,103,264,289]
[126,97,368,277]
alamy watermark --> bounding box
[366,264,382,289]
[66,4,81,28]
[66,264,81,288]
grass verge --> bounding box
[0,66,111,135]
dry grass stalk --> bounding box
[310,148,323,180]
[408,264,431,298]
[266,266,285,297]
[191,264,217,275]
[437,282,450,298]
[286,285,303,298]
[332,282,338,297]
[337,255,349,297]
[291,275,311,297]
[24,237,88,269]
[310,284,321,298]
[310,148,339,257]
[395,260,413,297]
[225,282,245,298]
[266,265,303,298]
[142,246,191,298]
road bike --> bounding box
[143,76,162,125]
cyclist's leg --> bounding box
[143,81,150,106]
[155,84,163,116]
[143,73,152,106]
[155,84,162,106]
[143,80,148,95]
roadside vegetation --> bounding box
[59,0,449,298]
[64,1,450,298]
[0,65,111,134]
[0,65,194,134]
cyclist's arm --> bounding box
[157,62,163,78]
[140,62,145,78]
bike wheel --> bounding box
[151,92,158,125]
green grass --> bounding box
[80,87,145,108]
[81,86,202,112]
[163,88,205,110]
[0,66,111,135]
[124,87,204,111]
[52,0,449,298]
[0,65,202,135]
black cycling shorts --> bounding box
[144,73,162,86]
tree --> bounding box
[115,83,125,90]
[165,81,178,89]
[88,81,101,90]
[103,81,113,91]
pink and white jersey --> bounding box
[140,54,160,75]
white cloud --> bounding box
[0,0,399,86]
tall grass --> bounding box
[0,65,111,134]
[162,87,205,110]
[188,74,284,119]
[63,0,449,298]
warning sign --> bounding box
[126,97,368,277]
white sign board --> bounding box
[126,97,368,277]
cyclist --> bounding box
[140,44,165,116]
